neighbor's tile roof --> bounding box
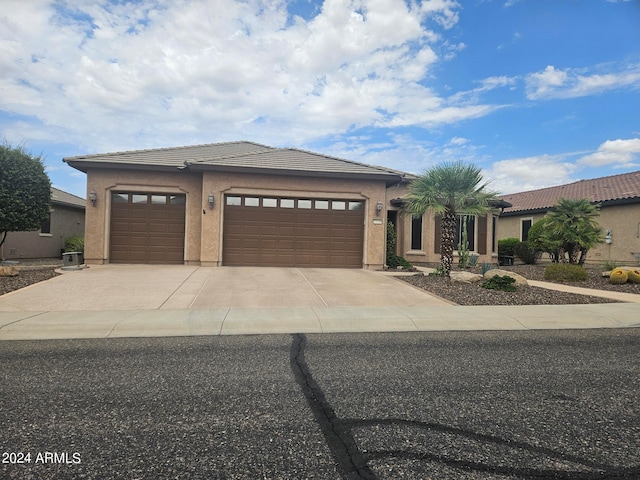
[63,141,405,181]
[500,170,640,214]
[51,187,85,209]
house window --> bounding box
[521,218,533,241]
[492,216,497,253]
[456,215,475,251]
[411,215,423,251]
[40,212,52,235]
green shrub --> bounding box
[544,263,588,282]
[515,241,540,265]
[468,254,479,268]
[482,275,517,292]
[386,254,413,270]
[498,238,520,257]
[64,236,84,253]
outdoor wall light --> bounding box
[208,193,215,209]
[89,190,97,207]
[375,201,383,216]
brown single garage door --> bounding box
[223,195,364,267]
[110,192,186,264]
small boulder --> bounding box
[484,269,528,286]
[0,266,19,277]
[450,271,483,284]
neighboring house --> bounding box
[498,170,640,265]
[1,188,86,260]
[63,141,505,269]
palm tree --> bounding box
[405,160,499,276]
[545,198,603,264]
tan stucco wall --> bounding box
[386,182,499,265]
[2,205,85,260]
[84,169,203,264]
[201,171,389,269]
[83,168,389,269]
[498,203,640,265]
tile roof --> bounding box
[63,141,405,182]
[500,170,640,214]
[51,187,85,209]
[63,141,274,170]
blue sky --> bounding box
[1,0,639,198]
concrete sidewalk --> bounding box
[0,303,639,340]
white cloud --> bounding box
[485,154,578,194]
[525,63,640,100]
[578,138,640,168]
[0,0,507,154]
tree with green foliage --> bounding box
[527,217,563,262]
[404,160,498,276]
[528,199,603,265]
[0,142,51,252]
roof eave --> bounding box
[186,163,402,185]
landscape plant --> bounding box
[482,275,517,292]
[64,236,84,253]
[515,240,540,265]
[457,217,470,268]
[544,263,588,283]
[544,198,604,264]
[609,268,629,285]
[404,160,498,276]
[386,221,412,269]
[627,269,640,284]
[0,142,51,252]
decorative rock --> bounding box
[484,269,528,286]
[0,266,19,277]
[450,271,484,284]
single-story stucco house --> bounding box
[498,170,640,265]
[1,187,86,260]
[63,141,505,269]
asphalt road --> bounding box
[1,329,639,479]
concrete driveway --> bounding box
[0,265,450,312]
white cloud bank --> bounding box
[1,0,501,153]
[578,138,640,168]
[525,64,640,100]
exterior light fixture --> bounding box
[89,190,97,207]
[375,201,383,216]
[208,193,215,209]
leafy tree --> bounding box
[404,160,498,276]
[529,199,603,265]
[527,217,564,262]
[0,142,51,251]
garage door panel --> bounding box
[223,195,364,267]
[110,192,185,264]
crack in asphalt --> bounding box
[290,333,375,480]
[346,418,640,479]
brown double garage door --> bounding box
[110,192,186,264]
[223,195,365,268]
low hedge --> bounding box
[544,263,587,282]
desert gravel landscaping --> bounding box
[400,263,639,306]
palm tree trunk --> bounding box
[440,211,456,276]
